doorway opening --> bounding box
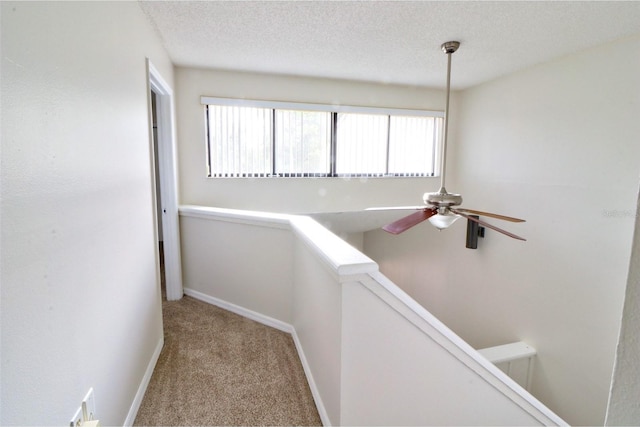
[147,59,183,301]
[150,90,167,297]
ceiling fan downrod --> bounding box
[438,40,459,195]
[380,40,526,240]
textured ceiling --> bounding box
[140,1,640,89]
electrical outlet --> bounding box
[69,388,96,427]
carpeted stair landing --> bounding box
[134,294,322,426]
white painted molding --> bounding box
[478,342,537,364]
[179,205,291,229]
[479,342,537,392]
[184,287,293,334]
[291,329,332,427]
[359,272,568,426]
[178,206,378,280]
[184,287,332,426]
[123,337,164,427]
[289,215,378,281]
[148,59,183,301]
[200,96,444,118]
[148,61,173,96]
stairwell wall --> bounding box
[363,35,640,425]
[178,207,566,426]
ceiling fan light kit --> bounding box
[424,191,462,230]
[428,211,460,230]
[378,41,527,245]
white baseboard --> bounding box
[183,287,329,426]
[291,329,332,426]
[183,287,293,333]
[123,337,164,426]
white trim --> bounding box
[178,206,378,279]
[289,215,378,281]
[360,272,568,426]
[291,329,332,427]
[123,337,164,427]
[179,204,291,230]
[147,59,184,301]
[183,287,331,426]
[478,342,537,364]
[184,287,293,333]
[200,96,444,118]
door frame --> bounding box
[147,59,183,300]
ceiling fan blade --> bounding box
[451,208,526,241]
[455,208,526,223]
[366,206,426,211]
[382,209,436,235]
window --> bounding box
[203,97,443,178]
[274,110,331,176]
[206,105,272,177]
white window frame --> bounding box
[201,96,444,178]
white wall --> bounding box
[1,2,173,425]
[291,234,345,426]
[177,207,377,425]
[176,207,568,426]
[179,210,294,324]
[606,192,640,425]
[175,67,446,213]
[341,277,555,426]
[364,35,640,425]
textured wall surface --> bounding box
[1,2,173,425]
[364,35,640,425]
[174,66,448,214]
[606,194,640,425]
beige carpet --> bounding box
[134,293,322,426]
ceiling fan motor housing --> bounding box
[424,191,463,207]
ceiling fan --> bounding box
[374,41,526,241]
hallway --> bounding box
[133,290,321,426]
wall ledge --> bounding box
[178,204,567,426]
[179,205,378,281]
[179,205,291,229]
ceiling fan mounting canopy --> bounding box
[441,41,460,54]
